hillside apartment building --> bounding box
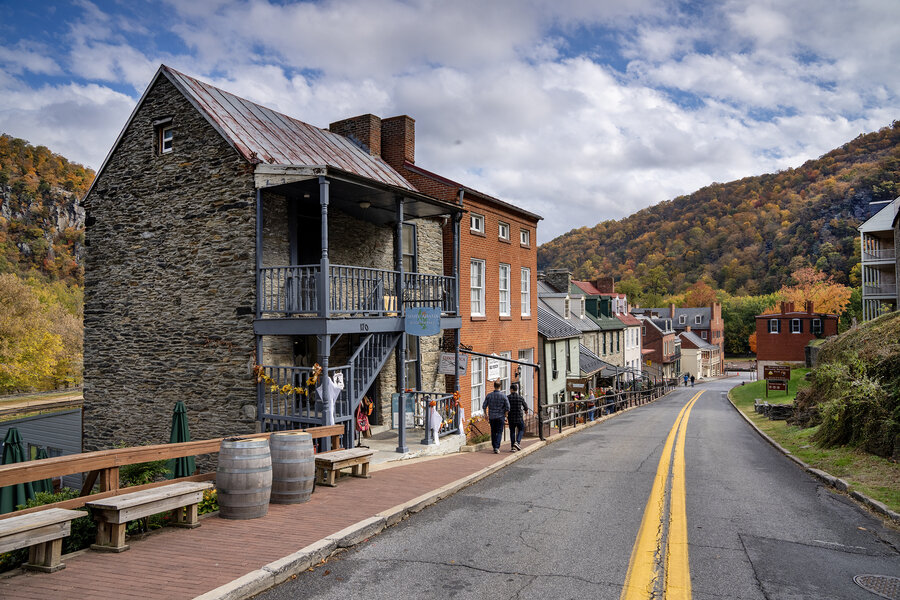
[859,197,899,321]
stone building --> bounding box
[82,65,463,451]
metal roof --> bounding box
[538,304,581,340]
[859,197,899,233]
[162,66,416,190]
[579,345,620,377]
[678,331,717,350]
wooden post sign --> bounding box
[763,365,791,397]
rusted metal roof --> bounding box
[162,65,416,191]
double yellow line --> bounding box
[620,391,704,600]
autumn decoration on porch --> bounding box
[252,362,322,397]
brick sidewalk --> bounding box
[0,441,538,600]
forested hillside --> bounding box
[539,122,900,296]
[0,135,92,392]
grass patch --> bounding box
[0,390,82,405]
[728,369,900,514]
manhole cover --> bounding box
[855,574,900,600]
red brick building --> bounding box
[330,114,542,416]
[636,316,680,381]
[755,301,838,377]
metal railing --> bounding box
[542,384,671,433]
[400,391,460,444]
[259,264,458,316]
[258,365,352,430]
[862,282,898,296]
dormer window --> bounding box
[678,315,686,325]
[695,315,702,324]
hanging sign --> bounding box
[438,352,468,375]
[487,356,501,380]
[405,307,441,336]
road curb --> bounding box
[192,393,671,600]
[726,392,900,527]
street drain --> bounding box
[854,574,900,600]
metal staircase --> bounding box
[346,332,401,415]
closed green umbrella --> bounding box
[166,401,196,479]
[1,428,35,513]
[31,447,54,494]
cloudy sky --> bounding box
[2,0,899,242]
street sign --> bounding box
[566,379,588,393]
[438,352,468,376]
[404,307,441,336]
[767,381,788,392]
[763,366,791,381]
[487,356,501,380]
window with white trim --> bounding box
[470,259,485,316]
[768,319,780,333]
[498,221,510,240]
[160,126,174,153]
[470,356,484,414]
[812,318,822,334]
[791,318,802,333]
[499,351,511,392]
[521,267,531,316]
[695,315,702,324]
[470,213,484,233]
[520,229,530,246]
[499,263,510,316]
[678,315,686,324]
[701,331,707,340]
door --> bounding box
[518,348,534,410]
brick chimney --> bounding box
[805,300,814,314]
[381,115,415,170]
[544,269,572,294]
[669,303,676,319]
[593,277,615,293]
[685,326,691,333]
[780,301,796,314]
[329,114,382,156]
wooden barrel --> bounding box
[216,437,272,520]
[270,431,315,504]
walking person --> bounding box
[507,383,529,452]
[683,373,689,387]
[482,381,509,454]
[690,374,695,387]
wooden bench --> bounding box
[86,480,213,552]
[315,448,374,487]
[0,507,85,572]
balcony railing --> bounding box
[258,365,352,430]
[862,248,896,261]
[259,264,457,317]
[863,282,898,296]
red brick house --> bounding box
[636,315,680,382]
[754,301,838,377]
[330,114,542,416]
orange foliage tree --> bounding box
[682,281,718,307]
[778,267,852,315]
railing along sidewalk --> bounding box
[0,424,345,519]
[543,386,667,433]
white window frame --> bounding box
[695,315,702,324]
[791,318,801,333]
[768,319,780,334]
[701,331,707,340]
[471,356,484,415]
[160,126,174,154]
[470,259,485,316]
[498,351,511,392]
[499,263,510,316]
[812,318,822,334]
[521,267,531,316]
[678,314,686,324]
[470,213,484,234]
[498,221,510,240]
[520,229,530,246]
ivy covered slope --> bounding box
[793,311,900,460]
[0,134,92,284]
[538,121,900,295]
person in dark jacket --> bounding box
[482,380,509,454]
[507,383,529,451]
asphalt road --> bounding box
[255,376,900,600]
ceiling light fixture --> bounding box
[359,201,371,209]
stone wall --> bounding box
[83,75,258,450]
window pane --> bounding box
[499,264,510,315]
[471,357,484,414]
[470,260,484,316]
[521,268,530,316]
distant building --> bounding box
[572,277,642,382]
[754,301,838,378]
[678,328,720,380]
[636,315,680,381]
[633,303,724,374]
[536,301,581,413]
[858,197,899,321]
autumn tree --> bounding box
[779,267,852,315]
[682,281,718,307]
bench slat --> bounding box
[316,449,373,463]
[95,491,206,524]
[0,520,72,554]
[86,481,212,511]
[0,508,85,538]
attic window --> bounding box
[695,315,702,324]
[678,315,686,324]
[154,117,174,154]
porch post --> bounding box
[255,188,264,431]
[453,210,462,433]
[319,176,330,319]
[318,334,332,450]
[396,197,408,453]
